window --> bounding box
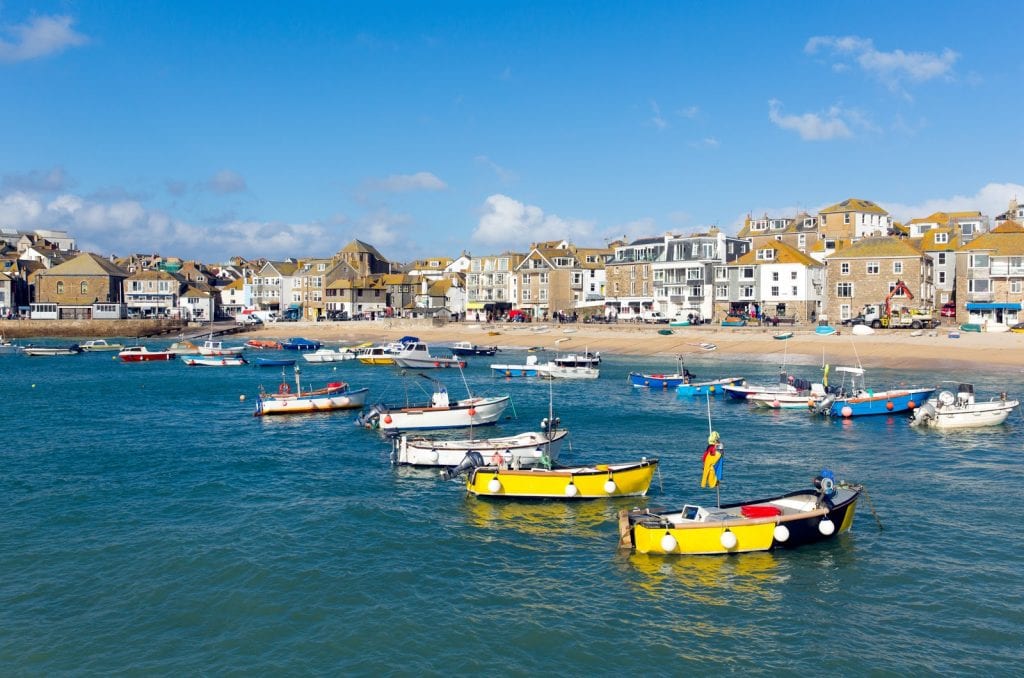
[522,289,531,301]
[961,223,975,236]
[739,285,754,299]
[969,254,989,268]
[840,303,851,320]
[798,234,806,249]
[1011,280,1022,294]
[630,281,636,295]
[571,272,583,285]
[80,281,88,294]
[716,285,728,299]
[792,286,798,296]
[756,249,775,261]
[844,213,851,224]
[867,262,879,275]
[630,268,636,279]
[741,267,755,279]
[837,282,853,297]
[841,262,850,275]
[791,271,797,280]
[937,253,946,265]
[888,282,908,297]
[772,272,779,282]
[968,279,989,293]
[771,286,779,296]
[893,262,903,274]
[938,271,946,284]
[686,269,703,281]
[715,267,727,280]
[539,289,548,301]
[539,272,549,284]
[935,233,949,244]
[57,281,64,294]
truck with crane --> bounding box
[859,280,941,330]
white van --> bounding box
[236,310,278,325]
[640,311,668,324]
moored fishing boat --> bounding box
[392,342,467,369]
[80,339,125,352]
[748,389,825,409]
[302,347,355,363]
[813,365,934,417]
[118,346,176,362]
[618,470,861,555]
[450,341,499,356]
[0,335,25,354]
[456,457,658,499]
[391,425,569,468]
[167,340,200,355]
[491,354,541,377]
[197,339,246,356]
[629,356,696,389]
[281,337,322,351]
[676,376,744,397]
[181,356,248,366]
[356,374,510,431]
[356,345,396,365]
[254,366,368,416]
[245,339,283,350]
[254,357,296,367]
[535,362,599,379]
[23,344,83,356]
[910,383,1019,429]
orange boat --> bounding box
[246,339,283,350]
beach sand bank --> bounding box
[249,320,1024,373]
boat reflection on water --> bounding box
[461,494,625,540]
[622,551,784,607]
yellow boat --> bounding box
[464,458,658,499]
[356,345,396,365]
[618,476,861,555]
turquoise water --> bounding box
[2,344,1023,674]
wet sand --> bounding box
[250,320,1024,372]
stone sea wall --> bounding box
[0,319,184,338]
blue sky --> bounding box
[1,1,1021,263]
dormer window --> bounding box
[755,249,775,261]
[935,232,949,244]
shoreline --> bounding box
[5,318,1022,373]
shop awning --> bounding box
[466,301,485,310]
[966,302,1022,310]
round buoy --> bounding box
[818,518,836,536]
[384,414,393,424]
[841,405,853,417]
[807,398,816,408]
[468,408,477,416]
[506,370,511,377]
[772,399,781,408]
[720,529,738,549]
[564,482,578,497]
[434,361,440,367]
[908,401,916,409]
[487,477,501,493]
[32,384,36,388]
[709,386,716,393]
[885,401,894,411]
[660,533,678,552]
[239,394,246,401]
[603,479,617,494]
[773,524,790,542]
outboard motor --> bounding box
[813,468,837,509]
[355,403,386,428]
[441,451,485,480]
[910,402,936,427]
[815,393,836,415]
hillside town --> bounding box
[3,196,1024,329]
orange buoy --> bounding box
[384,414,393,424]
[468,408,477,416]
[908,401,916,409]
[886,401,894,411]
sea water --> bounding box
[1,344,1022,674]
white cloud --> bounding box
[474,155,518,183]
[472,194,594,248]
[882,183,1024,223]
[207,170,247,194]
[351,208,412,248]
[649,100,667,130]
[689,137,719,149]
[602,218,658,244]
[1,188,334,261]
[805,35,958,94]
[365,172,447,193]
[678,105,700,119]
[0,15,88,63]
[768,99,852,141]
[2,166,71,192]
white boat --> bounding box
[491,354,542,377]
[552,351,600,367]
[302,348,356,363]
[181,356,248,366]
[748,385,826,410]
[80,339,125,352]
[167,340,200,355]
[390,427,569,468]
[392,342,467,369]
[23,345,82,356]
[910,384,1020,429]
[357,375,510,431]
[197,339,246,356]
[536,362,600,379]
[0,335,24,355]
[254,366,368,416]
[118,346,176,362]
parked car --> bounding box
[940,302,956,317]
[841,315,867,326]
[327,310,350,321]
[236,315,263,326]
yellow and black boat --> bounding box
[452,456,658,499]
[618,472,860,555]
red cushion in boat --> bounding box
[741,505,782,518]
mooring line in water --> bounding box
[860,485,884,531]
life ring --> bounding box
[491,452,503,466]
[278,383,291,395]
[820,477,835,494]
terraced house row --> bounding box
[2,197,1023,326]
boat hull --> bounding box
[676,377,744,397]
[621,487,860,555]
[391,429,568,467]
[119,351,175,362]
[393,356,467,368]
[181,357,248,366]
[748,393,817,409]
[365,396,511,431]
[468,459,657,499]
[911,398,1019,429]
[255,387,369,416]
[24,347,81,356]
[827,388,934,417]
[629,372,688,389]
[536,364,599,379]
[491,364,540,377]
[721,382,796,400]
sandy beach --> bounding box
[248,320,1024,373]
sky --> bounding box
[1,1,1022,263]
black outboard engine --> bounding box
[441,451,485,480]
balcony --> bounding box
[967,291,994,302]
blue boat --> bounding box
[720,316,747,327]
[629,356,696,389]
[491,355,541,377]
[281,337,322,351]
[675,376,745,397]
[815,325,837,335]
[814,365,935,417]
[255,357,296,367]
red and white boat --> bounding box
[119,346,176,362]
